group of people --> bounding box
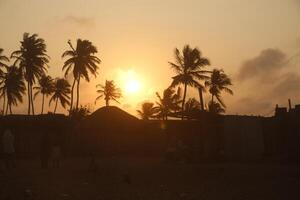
[1,125,63,170]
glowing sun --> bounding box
[118,69,142,95]
[126,79,140,93]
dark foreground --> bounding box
[1,158,300,200]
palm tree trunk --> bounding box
[2,94,6,115]
[211,94,214,104]
[54,98,58,114]
[5,102,8,115]
[30,84,35,115]
[198,88,204,111]
[181,83,187,120]
[41,94,45,114]
[27,81,31,115]
[69,78,76,112]
[76,77,80,110]
[105,98,109,107]
[9,105,12,114]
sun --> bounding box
[126,79,140,93]
[118,69,142,95]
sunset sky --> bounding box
[0,0,299,116]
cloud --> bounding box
[60,15,94,27]
[233,97,272,115]
[271,73,300,98]
[237,48,287,81]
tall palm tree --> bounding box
[155,87,181,120]
[0,66,26,115]
[205,69,233,110]
[33,75,54,114]
[11,33,49,115]
[169,45,210,119]
[137,102,158,120]
[95,80,121,106]
[62,39,101,111]
[0,48,9,113]
[49,78,71,114]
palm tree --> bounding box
[205,69,233,110]
[95,80,121,106]
[49,78,71,114]
[33,75,54,114]
[62,39,101,111]
[184,98,201,119]
[208,101,225,114]
[0,48,9,75]
[0,66,26,115]
[169,45,210,119]
[11,33,49,115]
[185,98,200,112]
[0,48,9,113]
[155,87,181,120]
[137,102,158,120]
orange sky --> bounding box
[0,0,300,116]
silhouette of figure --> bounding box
[51,143,61,168]
[51,131,62,168]
[2,126,15,170]
[40,132,51,169]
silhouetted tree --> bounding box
[33,75,54,114]
[49,78,71,114]
[95,80,121,106]
[11,33,49,115]
[0,48,9,75]
[69,104,92,121]
[0,48,9,112]
[185,98,200,112]
[208,101,225,114]
[137,102,158,120]
[0,66,25,114]
[205,69,233,110]
[62,39,101,111]
[184,98,201,119]
[155,87,182,120]
[169,45,210,119]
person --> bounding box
[51,142,61,168]
[2,127,15,170]
[51,131,62,168]
[40,132,51,169]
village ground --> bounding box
[0,157,300,200]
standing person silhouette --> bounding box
[2,125,15,170]
[40,131,51,169]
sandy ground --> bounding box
[0,157,300,200]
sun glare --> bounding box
[118,69,142,95]
[126,79,140,93]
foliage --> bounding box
[208,101,225,114]
[137,102,158,120]
[0,66,26,114]
[49,78,71,113]
[11,33,49,115]
[169,45,210,119]
[95,80,121,106]
[62,39,101,110]
[69,104,92,121]
[205,69,233,109]
[155,87,182,120]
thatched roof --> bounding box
[83,106,140,130]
